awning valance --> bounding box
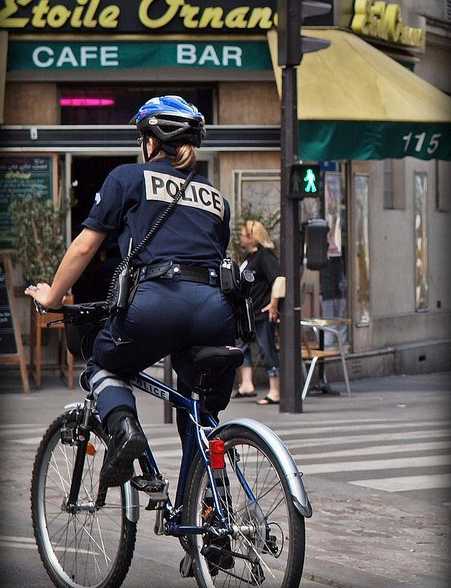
[268,28,451,160]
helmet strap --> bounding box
[142,135,160,162]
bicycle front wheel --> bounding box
[185,425,306,588]
[31,413,137,588]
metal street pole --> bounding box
[279,61,303,414]
[278,0,331,413]
[163,355,173,423]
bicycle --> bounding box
[31,301,312,588]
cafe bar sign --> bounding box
[351,0,425,50]
[0,0,333,33]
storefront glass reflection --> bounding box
[414,172,429,311]
[354,173,370,326]
[60,85,214,125]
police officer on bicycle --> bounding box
[26,95,237,488]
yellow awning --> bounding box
[267,28,451,160]
[268,28,451,123]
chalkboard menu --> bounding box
[0,156,53,250]
[0,260,16,354]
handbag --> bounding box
[107,168,196,314]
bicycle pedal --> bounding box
[131,475,166,495]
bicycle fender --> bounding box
[211,418,312,518]
[63,403,140,523]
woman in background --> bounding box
[235,220,285,405]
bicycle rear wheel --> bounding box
[31,413,137,588]
[184,425,306,588]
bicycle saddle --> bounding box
[188,346,244,370]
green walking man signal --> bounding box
[289,163,321,199]
[304,167,318,193]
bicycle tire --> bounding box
[183,425,306,588]
[31,413,137,588]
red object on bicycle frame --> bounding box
[209,438,225,469]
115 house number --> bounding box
[402,132,441,155]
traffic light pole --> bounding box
[278,0,330,413]
[279,63,303,414]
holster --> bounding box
[220,258,256,343]
[110,264,141,314]
[236,297,256,343]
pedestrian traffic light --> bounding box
[278,0,331,66]
[289,163,321,199]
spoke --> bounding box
[230,510,273,576]
[43,497,65,509]
[233,479,280,516]
[49,454,70,495]
[58,444,73,489]
[49,517,71,544]
[38,425,128,587]
[209,441,293,586]
[80,522,112,564]
[96,508,124,530]
[209,476,275,582]
[95,512,110,566]
[73,511,79,580]
[84,505,97,586]
[265,492,285,520]
[62,513,71,571]
[46,510,65,527]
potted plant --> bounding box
[10,195,73,385]
[10,195,66,285]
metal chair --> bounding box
[300,319,351,400]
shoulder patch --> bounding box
[94,192,101,205]
[144,171,224,220]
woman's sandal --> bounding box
[256,396,280,406]
[232,389,257,399]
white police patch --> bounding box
[95,192,101,205]
[144,171,224,220]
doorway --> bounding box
[71,155,136,303]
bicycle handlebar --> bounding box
[33,299,109,321]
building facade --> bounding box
[0,0,450,378]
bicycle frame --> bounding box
[70,372,256,536]
[65,365,310,540]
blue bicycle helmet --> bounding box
[130,95,206,148]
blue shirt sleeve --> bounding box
[82,172,124,233]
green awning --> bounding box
[268,29,451,160]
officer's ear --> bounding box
[141,136,153,162]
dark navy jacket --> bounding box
[82,159,230,270]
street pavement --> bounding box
[0,369,450,587]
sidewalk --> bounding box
[1,370,450,587]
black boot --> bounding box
[100,408,147,487]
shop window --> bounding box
[436,160,451,212]
[414,172,429,311]
[354,173,370,326]
[383,159,405,209]
[59,85,215,125]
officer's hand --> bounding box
[25,283,61,309]
[262,302,279,322]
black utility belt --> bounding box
[140,261,219,286]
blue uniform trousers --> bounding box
[86,280,236,427]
